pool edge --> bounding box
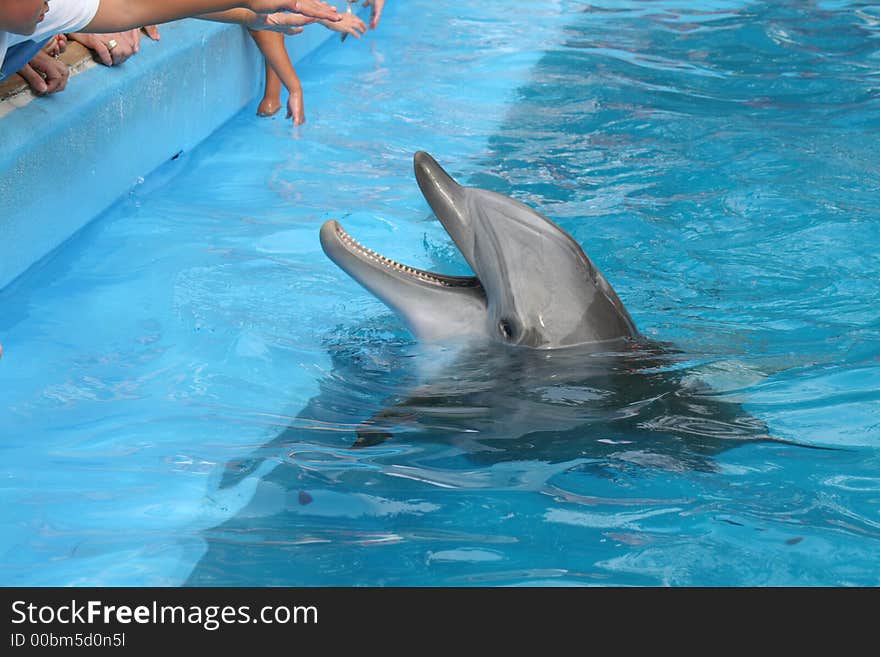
[0,19,345,291]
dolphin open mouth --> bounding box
[320,150,638,347]
[320,216,490,343]
[322,220,481,289]
[320,151,482,298]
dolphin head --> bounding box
[320,151,638,349]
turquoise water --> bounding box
[1,0,879,586]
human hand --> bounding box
[43,33,67,58]
[247,0,341,22]
[287,88,305,125]
[18,50,69,95]
[67,31,137,66]
[249,13,315,34]
[322,10,366,39]
[362,0,384,30]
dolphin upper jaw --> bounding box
[414,151,480,270]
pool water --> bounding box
[1,0,879,586]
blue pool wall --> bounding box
[0,18,351,291]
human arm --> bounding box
[249,29,305,124]
[83,0,340,33]
[198,9,315,34]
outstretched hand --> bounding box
[321,10,367,39]
[251,13,316,34]
[247,0,342,21]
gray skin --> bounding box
[320,151,638,349]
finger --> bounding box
[286,27,305,35]
[93,42,113,66]
[112,40,134,65]
[54,64,70,92]
[44,72,64,94]
[19,64,48,95]
[131,29,141,53]
[143,25,161,41]
[42,60,69,93]
[111,46,128,66]
[54,71,69,93]
[54,34,68,55]
[42,37,59,57]
[123,31,138,53]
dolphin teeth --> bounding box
[334,222,465,288]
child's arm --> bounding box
[250,30,306,125]
[83,0,340,32]
[197,8,314,33]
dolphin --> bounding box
[188,151,829,588]
[320,151,638,349]
[314,151,813,469]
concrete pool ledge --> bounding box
[0,19,340,291]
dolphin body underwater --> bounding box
[309,151,809,472]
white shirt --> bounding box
[1,0,100,69]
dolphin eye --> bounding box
[498,318,517,341]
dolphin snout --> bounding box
[414,151,462,210]
[413,151,443,182]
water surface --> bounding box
[1,0,878,586]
